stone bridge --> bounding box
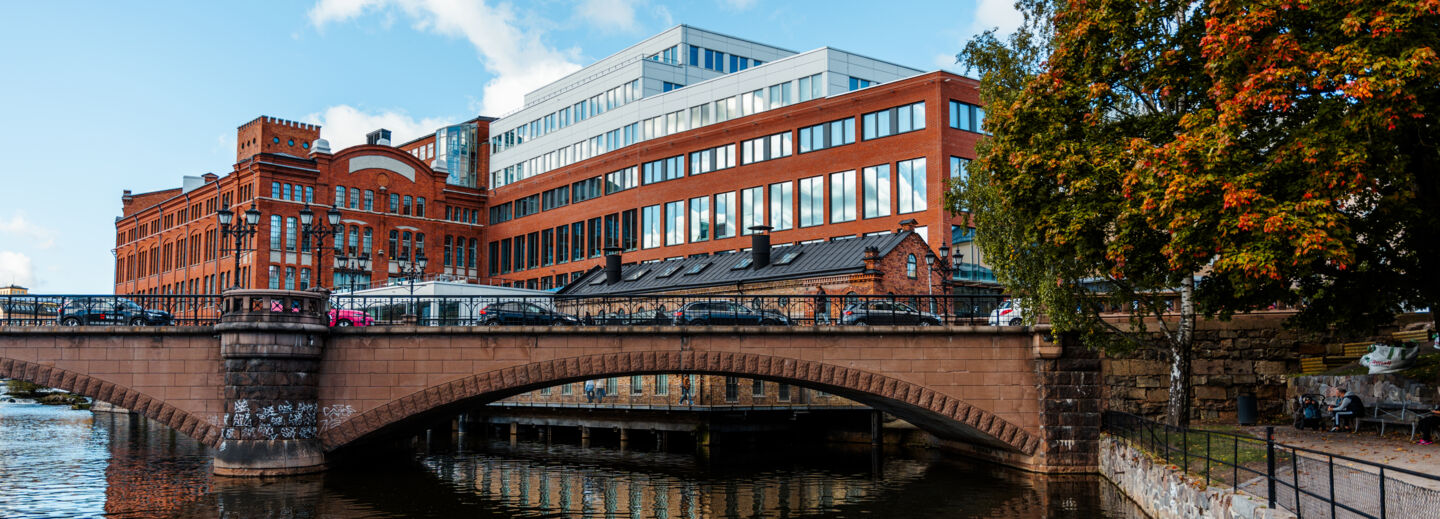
[0,290,1100,475]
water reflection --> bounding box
[0,397,1144,518]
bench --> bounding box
[1354,403,1430,440]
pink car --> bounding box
[328,309,374,327]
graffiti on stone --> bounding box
[223,399,318,440]
[320,404,356,432]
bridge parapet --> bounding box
[220,289,329,326]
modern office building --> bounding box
[112,25,995,297]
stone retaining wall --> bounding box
[1100,435,1295,519]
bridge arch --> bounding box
[0,357,221,447]
[320,351,1037,455]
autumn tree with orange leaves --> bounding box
[954,0,1439,426]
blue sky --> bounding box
[0,0,1019,293]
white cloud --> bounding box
[719,0,758,10]
[652,4,674,27]
[0,251,36,288]
[971,0,1024,36]
[308,0,582,115]
[577,0,639,33]
[0,211,55,250]
[303,105,456,150]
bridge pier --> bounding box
[212,290,330,477]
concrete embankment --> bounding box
[1099,435,1294,519]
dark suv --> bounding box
[672,301,790,326]
[477,302,580,326]
[58,298,173,326]
[841,301,941,326]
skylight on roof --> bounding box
[590,275,606,285]
[625,268,650,281]
[774,250,802,265]
[685,262,710,275]
[731,258,753,270]
[656,264,683,278]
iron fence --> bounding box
[1104,411,1440,518]
[0,294,222,327]
[2,293,1009,328]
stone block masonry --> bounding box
[1100,435,1295,519]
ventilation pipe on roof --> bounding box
[749,226,773,269]
[604,247,623,284]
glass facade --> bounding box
[436,123,479,187]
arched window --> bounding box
[906,254,917,278]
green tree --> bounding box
[955,0,1439,427]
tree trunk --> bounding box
[1166,274,1196,428]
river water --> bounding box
[0,397,1145,518]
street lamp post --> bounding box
[299,204,342,290]
[398,252,428,324]
[217,203,262,291]
[333,253,372,292]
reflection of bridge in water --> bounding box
[420,440,931,518]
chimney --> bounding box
[366,128,393,146]
[122,189,133,209]
[863,246,881,274]
[749,226,773,269]
[898,218,918,233]
[604,247,623,284]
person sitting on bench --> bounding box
[1329,387,1365,432]
[1417,405,1440,445]
[1299,396,1323,431]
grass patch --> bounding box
[1116,424,1271,487]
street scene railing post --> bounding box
[1266,426,1277,509]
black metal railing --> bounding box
[1105,411,1440,518]
[2,293,1010,328]
[0,294,222,327]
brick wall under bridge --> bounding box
[0,307,1100,474]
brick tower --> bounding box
[236,116,322,162]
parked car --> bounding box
[328,308,374,327]
[58,298,173,326]
[671,301,790,326]
[987,299,1026,326]
[841,301,942,326]
[477,301,580,326]
[587,308,672,326]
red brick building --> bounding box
[113,115,492,296]
[114,27,995,297]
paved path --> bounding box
[1229,425,1440,518]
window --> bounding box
[741,132,792,165]
[830,170,857,223]
[949,100,986,133]
[389,193,400,213]
[799,118,856,153]
[334,186,345,207]
[739,187,765,235]
[769,181,793,231]
[631,375,644,395]
[416,197,425,217]
[444,236,453,266]
[283,184,291,201]
[489,203,512,224]
[849,76,875,91]
[571,222,585,260]
[799,176,825,227]
[689,197,710,242]
[271,182,280,199]
[725,376,739,402]
[863,102,926,140]
[797,73,823,102]
[655,375,669,396]
[643,156,684,184]
[285,267,296,290]
[897,158,928,214]
[350,188,360,210]
[715,191,736,239]
[542,185,570,211]
[689,144,736,175]
[305,186,314,204]
[269,215,282,249]
[285,217,297,251]
[863,164,891,219]
[572,177,603,203]
[268,265,279,289]
[906,254,918,278]
[665,201,685,246]
[642,205,662,249]
[588,218,603,258]
[363,190,374,211]
[300,268,311,290]
[622,209,637,251]
[768,82,792,109]
[555,225,569,263]
[510,196,538,220]
[606,166,637,194]
[752,379,765,397]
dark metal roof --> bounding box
[559,232,917,295]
